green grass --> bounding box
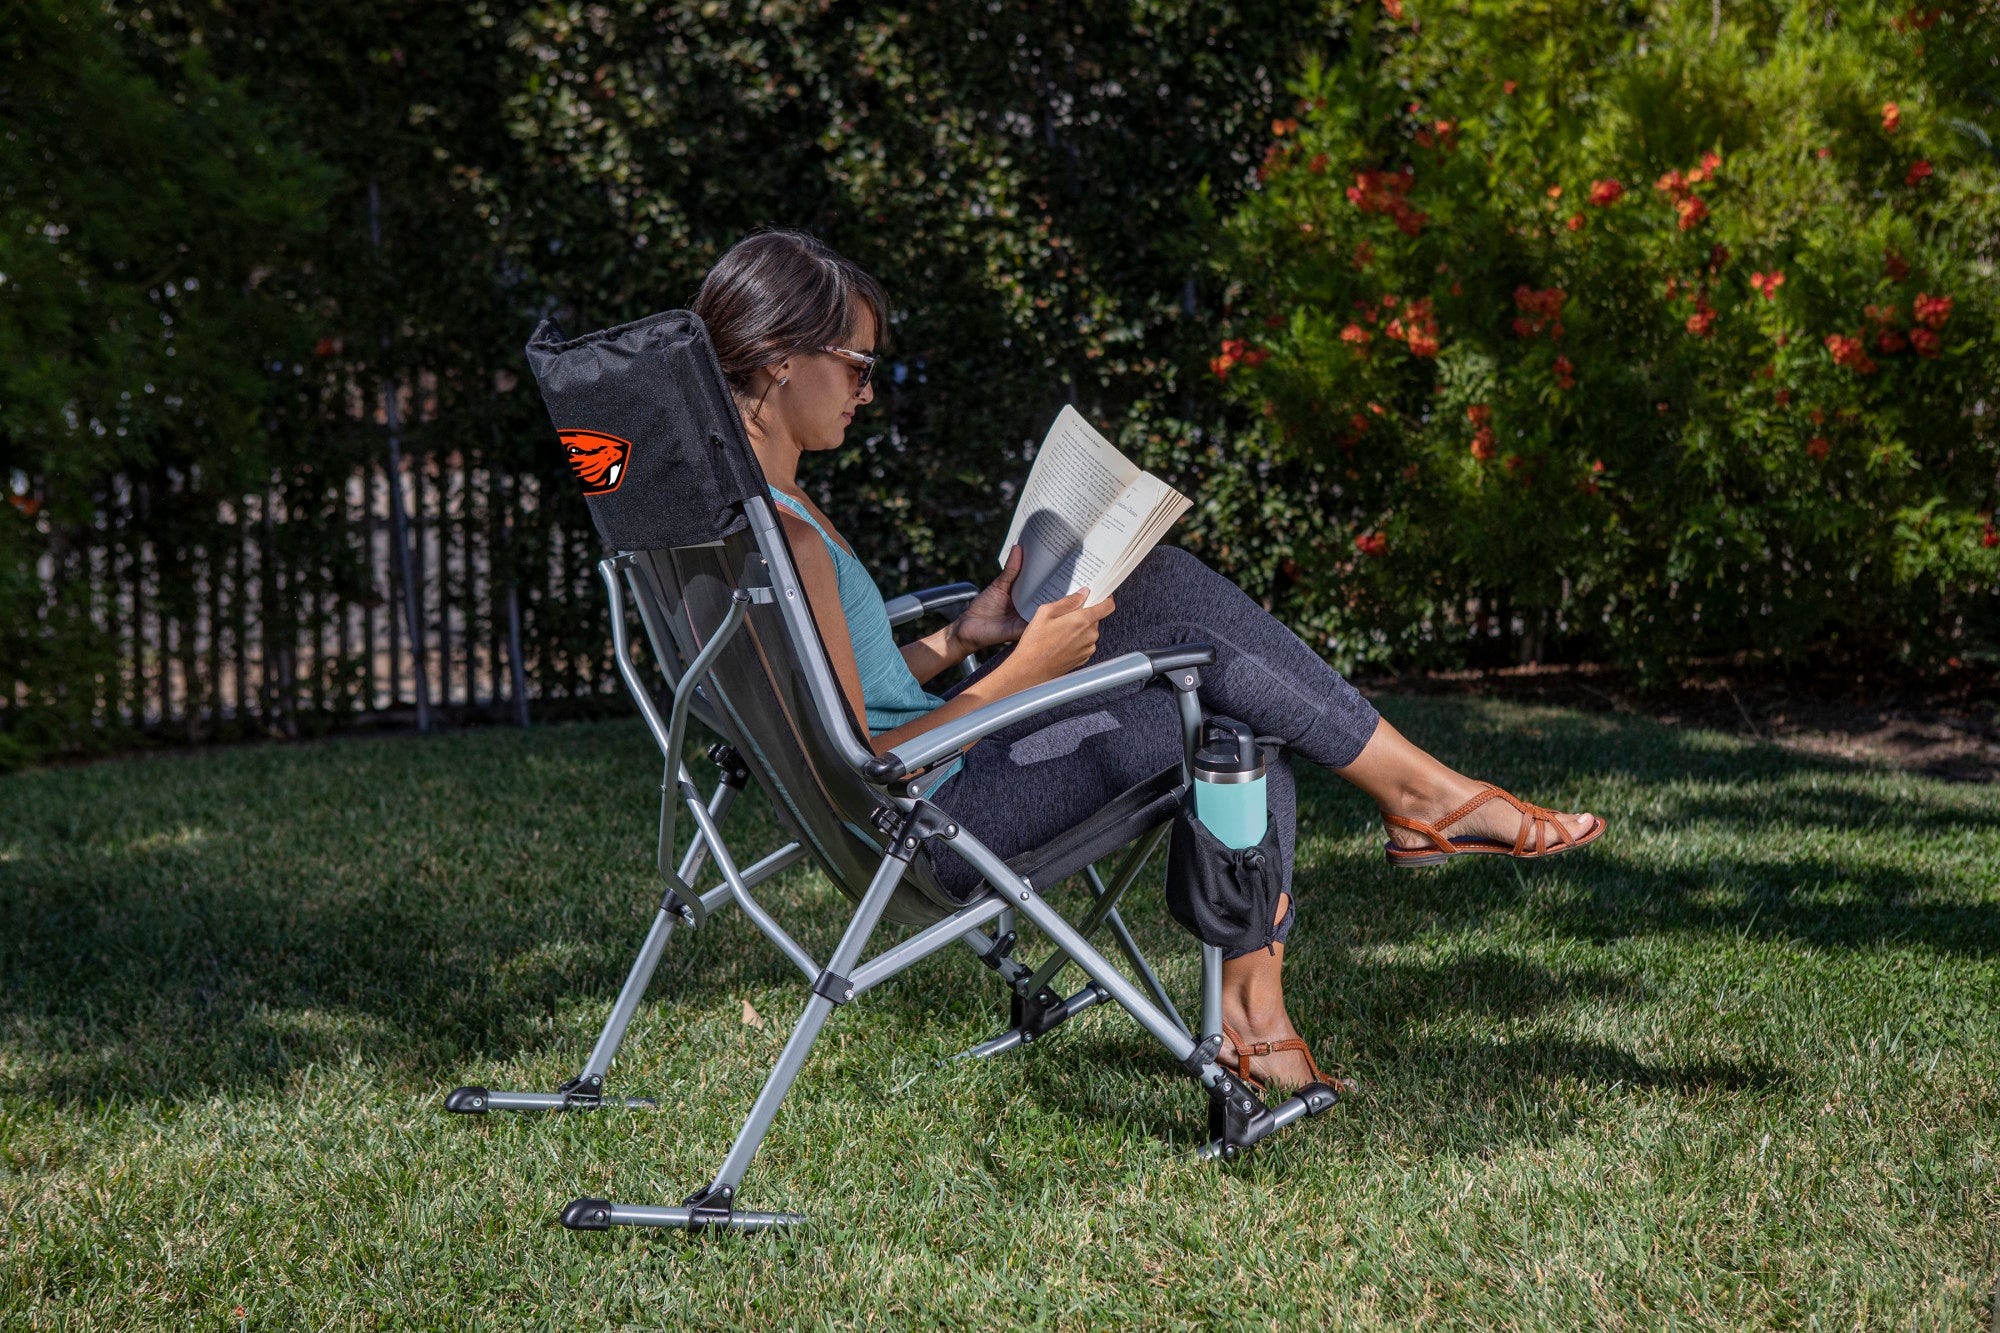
[3,698,1997,1329]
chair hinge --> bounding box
[706,742,750,788]
[811,970,856,1005]
[978,931,1017,970]
[1181,1032,1224,1080]
[885,801,959,862]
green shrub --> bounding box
[1206,0,2000,674]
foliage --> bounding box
[1207,0,2000,674]
[0,0,328,763]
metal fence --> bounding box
[14,447,624,746]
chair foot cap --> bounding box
[443,1085,489,1114]
[561,1197,614,1231]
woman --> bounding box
[693,229,1604,1094]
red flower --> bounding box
[1816,147,1831,160]
[314,337,339,357]
[1749,270,1786,300]
[1686,305,1717,337]
[1547,184,1564,199]
[1308,152,1328,174]
[1913,292,1953,329]
[1587,178,1624,206]
[1355,531,1390,557]
[1352,240,1375,270]
[1809,408,1825,425]
[1349,413,1370,434]
[1347,168,1426,235]
[1983,525,1999,548]
[1502,80,1517,95]
[1906,159,1933,185]
[1882,102,1902,134]
[1340,323,1373,347]
[1470,426,1497,460]
[1553,355,1575,390]
[1807,437,1831,459]
[1675,196,1709,230]
[1655,169,1687,194]
[1381,0,1406,19]
[1512,286,1568,341]
[8,493,40,518]
[1466,404,1492,426]
[1877,328,1909,354]
[1566,213,1585,231]
[1884,250,1910,280]
[1701,151,1722,172]
[1241,346,1270,368]
[1210,338,1248,379]
[1774,389,1791,406]
[1824,334,1878,374]
[1271,117,1299,136]
[1910,327,1942,357]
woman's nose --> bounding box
[857,379,875,407]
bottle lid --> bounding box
[1193,718,1264,781]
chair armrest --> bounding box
[860,644,1216,782]
[883,581,980,628]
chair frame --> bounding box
[446,495,1342,1232]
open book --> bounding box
[998,405,1192,621]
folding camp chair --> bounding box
[444,309,1344,1232]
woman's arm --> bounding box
[785,514,1114,760]
[897,545,1030,686]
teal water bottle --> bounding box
[1191,719,1267,850]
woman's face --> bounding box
[770,301,877,454]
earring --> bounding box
[778,375,789,386]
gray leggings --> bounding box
[928,546,1381,957]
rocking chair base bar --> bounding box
[445,1086,660,1114]
[560,1197,806,1232]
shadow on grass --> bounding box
[0,700,1991,1120]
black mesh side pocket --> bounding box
[1163,792,1284,954]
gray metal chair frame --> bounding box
[447,494,1342,1232]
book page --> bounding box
[1000,405,1142,618]
[1089,473,1193,599]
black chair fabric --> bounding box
[525,310,767,550]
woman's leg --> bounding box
[936,546,1595,1087]
[1089,548,1597,851]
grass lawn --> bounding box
[3,697,1997,1329]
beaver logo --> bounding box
[559,429,633,495]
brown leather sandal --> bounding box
[1220,1022,1358,1097]
[1383,784,1605,869]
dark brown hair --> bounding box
[692,229,888,399]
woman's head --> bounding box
[693,229,885,457]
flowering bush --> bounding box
[1202,0,1999,673]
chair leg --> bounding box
[957,826,1186,1057]
[561,816,918,1231]
[446,773,806,1116]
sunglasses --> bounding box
[819,344,877,391]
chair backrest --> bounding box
[623,515,972,928]
[527,308,970,928]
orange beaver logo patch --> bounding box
[559,429,633,495]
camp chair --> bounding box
[445,309,1344,1233]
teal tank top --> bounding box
[769,489,963,789]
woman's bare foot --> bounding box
[1217,1013,1320,1091]
[1217,916,1337,1092]
[1333,717,1597,854]
[1380,774,1599,852]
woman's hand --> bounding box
[996,587,1117,689]
[947,544,1031,655]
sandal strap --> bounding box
[1382,811,1456,856]
[1220,1024,1343,1093]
